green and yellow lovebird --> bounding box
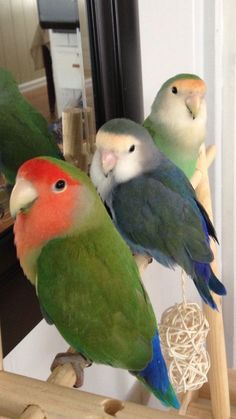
[10,156,180,409]
[0,67,62,185]
[143,74,207,178]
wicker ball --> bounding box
[159,302,210,393]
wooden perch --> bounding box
[191,144,216,189]
[62,107,95,174]
[0,371,194,419]
[188,144,230,419]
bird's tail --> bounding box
[132,331,180,409]
[193,262,227,310]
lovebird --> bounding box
[0,67,62,186]
[90,118,226,310]
[10,156,180,409]
[143,74,207,178]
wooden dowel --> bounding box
[62,107,93,173]
[20,405,46,419]
[47,362,76,388]
[191,144,216,189]
[0,371,193,419]
[200,368,236,405]
[194,144,230,419]
[62,108,83,165]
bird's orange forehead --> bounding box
[96,131,136,151]
[18,157,79,186]
[172,78,206,93]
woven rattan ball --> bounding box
[159,302,210,393]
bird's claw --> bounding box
[50,352,92,388]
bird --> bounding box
[143,73,207,179]
[90,118,226,310]
[0,67,62,186]
[10,156,180,409]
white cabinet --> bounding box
[49,29,85,117]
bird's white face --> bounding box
[90,130,156,199]
[151,78,207,147]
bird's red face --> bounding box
[10,158,81,262]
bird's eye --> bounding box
[172,86,178,94]
[129,145,135,153]
[52,179,67,193]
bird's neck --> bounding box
[150,118,204,178]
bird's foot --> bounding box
[50,352,92,387]
[134,254,153,273]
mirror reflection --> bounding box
[0,0,95,235]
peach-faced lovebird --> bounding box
[143,74,207,178]
[90,119,226,310]
[0,67,62,186]
[10,156,180,409]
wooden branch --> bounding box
[193,144,230,419]
[0,371,193,419]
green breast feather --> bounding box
[37,223,156,371]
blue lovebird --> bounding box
[90,118,226,310]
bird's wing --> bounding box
[37,230,156,370]
[112,171,213,275]
[0,110,62,184]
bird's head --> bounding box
[152,73,207,123]
[10,157,97,260]
[91,118,157,188]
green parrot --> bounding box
[0,67,62,186]
[10,156,180,409]
[143,74,207,178]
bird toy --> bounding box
[159,270,210,393]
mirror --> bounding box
[0,0,96,355]
[0,0,143,355]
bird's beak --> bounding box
[10,178,38,219]
[185,94,202,119]
[101,150,117,175]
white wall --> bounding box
[139,0,204,118]
[221,0,236,367]
[5,0,234,407]
[139,0,206,312]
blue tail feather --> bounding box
[195,199,219,243]
[192,203,226,308]
[209,271,226,296]
[133,331,180,409]
[193,262,226,310]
